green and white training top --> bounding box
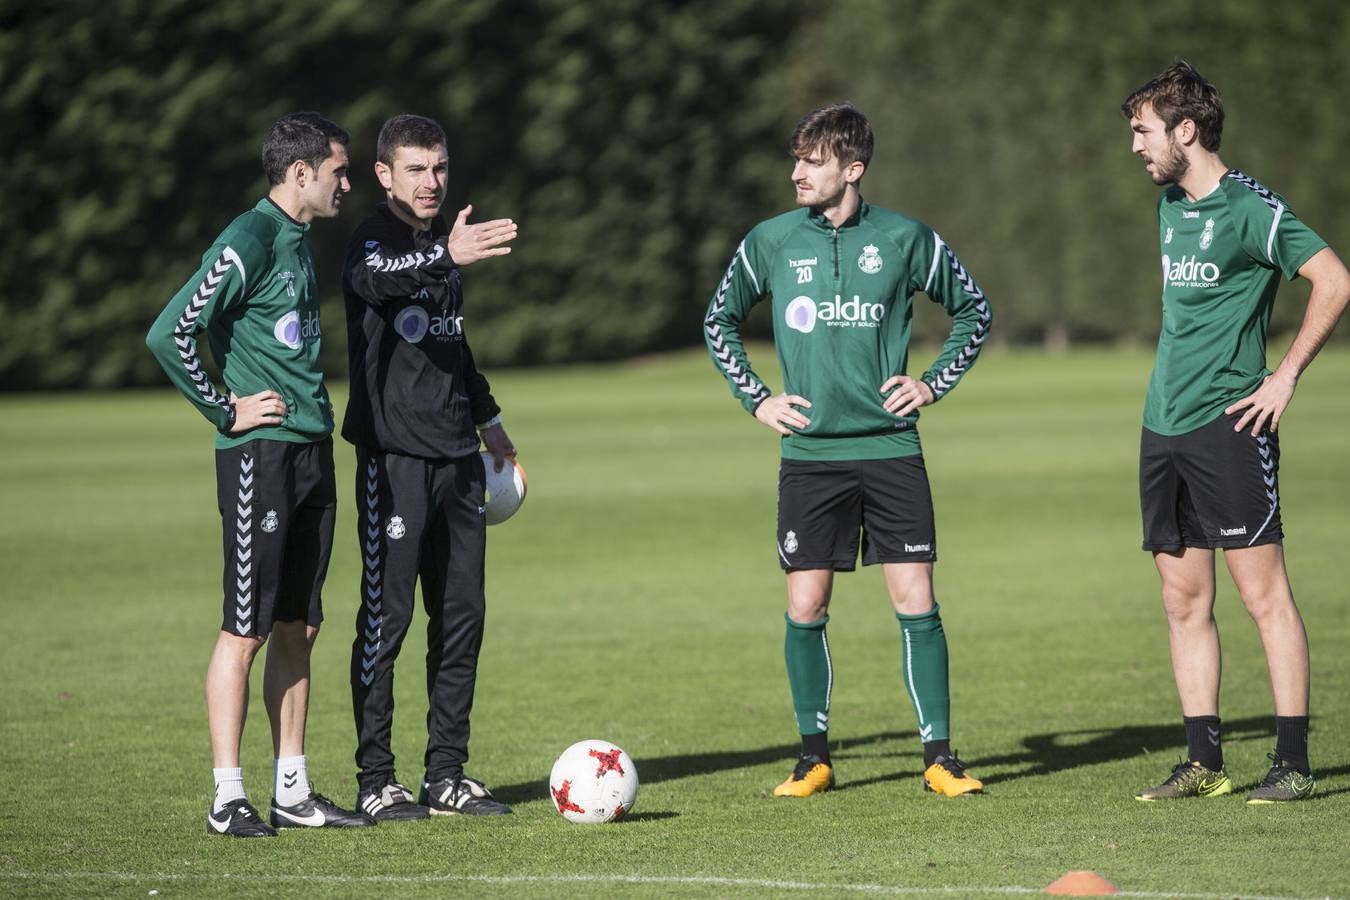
[146,198,334,449]
[1145,170,1326,436]
[705,201,992,461]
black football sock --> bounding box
[1274,716,1310,775]
[923,739,952,768]
[801,732,830,763]
[1183,715,1223,771]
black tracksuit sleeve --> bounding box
[463,341,501,425]
[346,235,458,303]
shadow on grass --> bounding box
[492,730,911,806]
[977,715,1289,786]
[620,811,679,822]
[494,720,1340,804]
[1306,765,1350,799]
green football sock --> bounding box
[897,605,950,743]
[784,613,832,736]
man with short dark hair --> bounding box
[1123,60,1349,803]
[147,112,372,836]
[343,114,518,820]
[705,103,991,798]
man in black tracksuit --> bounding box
[343,114,518,820]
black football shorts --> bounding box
[1140,412,1282,552]
[776,456,936,572]
[214,438,336,636]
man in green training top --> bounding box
[1123,61,1349,803]
[147,113,372,835]
[705,103,991,798]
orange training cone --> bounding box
[1045,870,1120,895]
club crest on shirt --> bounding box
[857,244,883,274]
[261,510,279,533]
[1199,218,1215,250]
[386,516,406,540]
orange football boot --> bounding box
[773,754,835,797]
[923,753,984,797]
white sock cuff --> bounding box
[212,768,246,811]
[274,756,311,806]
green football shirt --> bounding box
[1145,170,1326,435]
[704,201,992,461]
[146,198,334,449]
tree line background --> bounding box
[2,0,1346,390]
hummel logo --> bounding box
[283,771,299,789]
[1219,526,1247,537]
[1207,727,1221,746]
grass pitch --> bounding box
[1,346,1347,899]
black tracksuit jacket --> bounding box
[341,203,499,458]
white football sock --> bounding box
[274,755,311,806]
[212,767,246,813]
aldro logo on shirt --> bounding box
[274,311,321,349]
[393,305,463,344]
[1161,254,1221,289]
[784,295,885,333]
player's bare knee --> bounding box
[269,620,317,656]
[786,600,829,623]
[216,630,267,663]
[1238,588,1298,627]
[889,590,935,616]
[1159,583,1212,624]
[882,563,933,614]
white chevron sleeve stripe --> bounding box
[172,251,237,409]
[926,246,992,399]
[705,245,769,404]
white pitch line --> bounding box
[0,871,1341,900]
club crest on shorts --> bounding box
[386,515,406,540]
[783,530,799,554]
[857,244,883,274]
[261,510,279,533]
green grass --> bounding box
[1,346,1348,899]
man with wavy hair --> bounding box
[1123,60,1349,803]
[705,103,991,798]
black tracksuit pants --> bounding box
[351,447,487,788]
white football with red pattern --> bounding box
[549,740,638,824]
